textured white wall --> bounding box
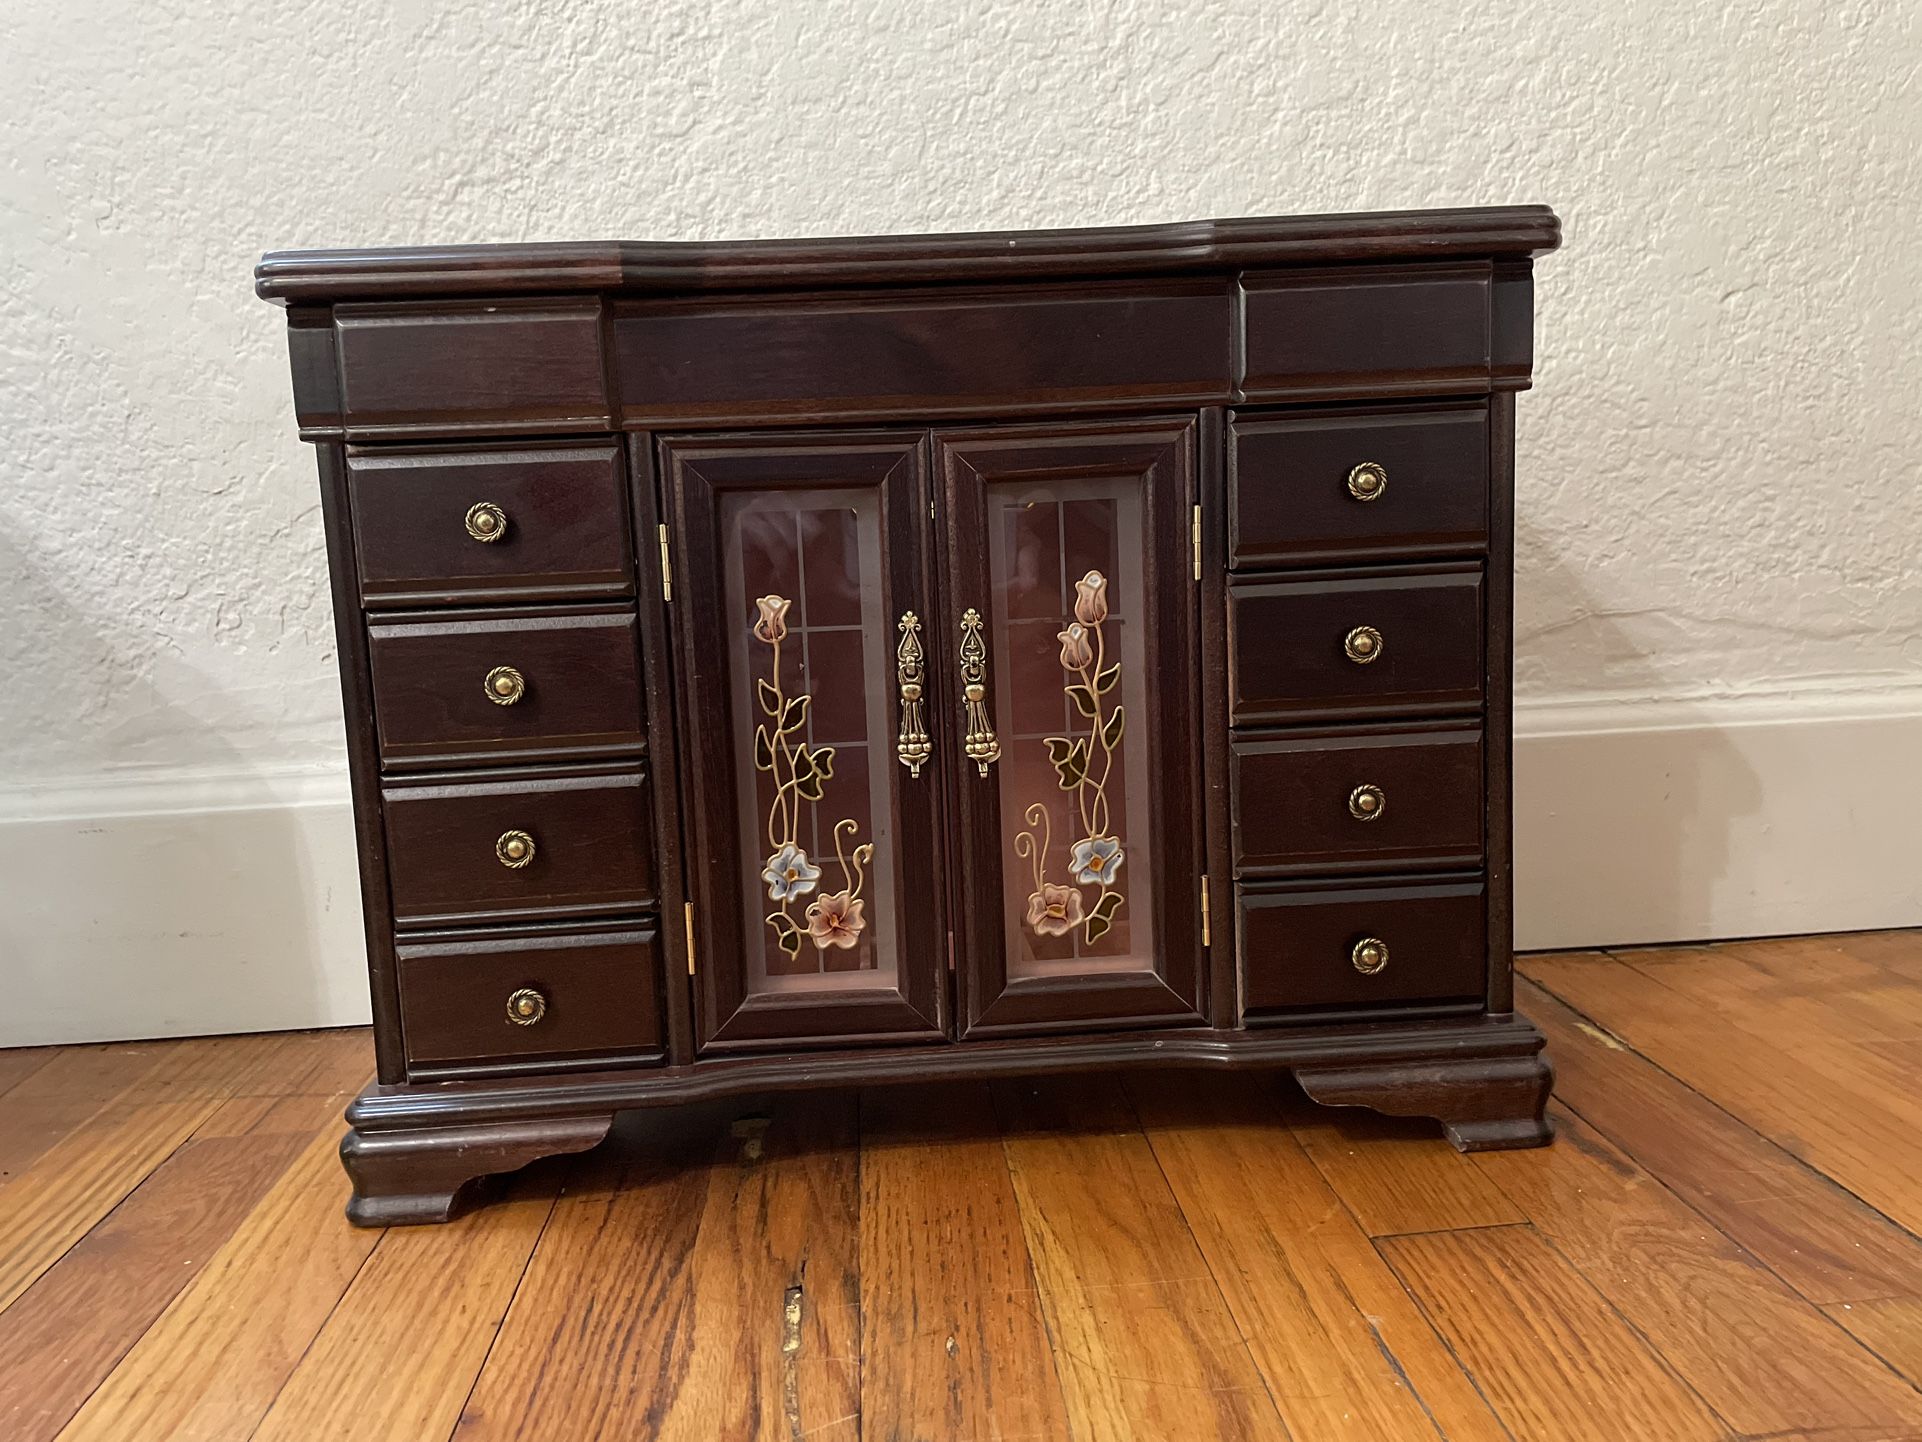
[3,0,1917,789]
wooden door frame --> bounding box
[933,417,1208,1037]
[661,429,948,1051]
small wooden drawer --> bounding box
[1229,564,1482,724]
[333,297,612,438]
[367,606,645,769]
[397,923,665,1078]
[1233,724,1483,876]
[383,765,655,928]
[1240,263,1492,401]
[347,443,632,605]
[1238,876,1486,1020]
[1228,404,1488,566]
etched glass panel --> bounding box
[987,479,1156,980]
[721,491,898,993]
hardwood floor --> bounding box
[7,933,1922,1441]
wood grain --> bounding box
[858,1083,1069,1442]
[448,1111,711,1441]
[0,1099,215,1312]
[1380,1225,1729,1442]
[1133,1072,1509,1442]
[1525,951,1922,1237]
[455,1095,860,1442]
[1474,1106,1922,1437]
[52,1126,379,1442]
[1825,1296,1922,1391]
[994,1076,1285,1440]
[252,1171,558,1442]
[0,1048,55,1101]
[0,1093,344,1442]
[1521,976,1922,1305]
[1283,1084,1525,1236]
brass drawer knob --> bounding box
[1352,937,1389,974]
[1348,784,1386,821]
[1344,625,1383,664]
[1347,462,1388,502]
[506,987,547,1025]
[485,665,526,705]
[496,829,536,868]
[465,501,508,542]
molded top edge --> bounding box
[256,205,1559,303]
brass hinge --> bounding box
[1200,874,1212,948]
[658,523,673,603]
[683,900,696,975]
[1191,504,1203,581]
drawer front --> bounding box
[397,925,664,1077]
[348,444,632,605]
[384,767,656,927]
[1234,726,1483,875]
[1229,405,1487,566]
[614,279,1232,425]
[368,607,645,768]
[1240,263,1491,401]
[1229,565,1482,724]
[1238,876,1486,1019]
[333,298,611,436]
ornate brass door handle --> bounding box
[958,608,1001,777]
[895,611,932,778]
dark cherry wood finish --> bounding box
[1232,723,1486,876]
[935,419,1206,1035]
[661,432,948,1050]
[1228,402,1488,567]
[347,442,633,606]
[261,207,1560,1224]
[395,922,665,1077]
[1227,564,1485,724]
[366,605,646,768]
[381,764,655,928]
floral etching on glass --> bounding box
[1015,569,1127,945]
[750,594,873,958]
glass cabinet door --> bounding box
[662,434,945,1049]
[935,421,1206,1035]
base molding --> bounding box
[340,1013,1550,1225]
[1295,1051,1555,1150]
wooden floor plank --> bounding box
[1133,1071,1509,1442]
[0,1042,194,1185]
[0,1048,57,1102]
[1471,1103,1922,1437]
[1825,1296,1922,1392]
[859,1082,1069,1442]
[455,1095,859,1442]
[52,1125,381,1442]
[1380,1224,1730,1442]
[0,1092,348,1442]
[1520,976,1922,1305]
[1283,1082,1527,1237]
[0,1098,216,1312]
[993,1075,1287,1441]
[251,1170,558,1442]
[1524,950,1922,1238]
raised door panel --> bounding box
[663,433,945,1050]
[935,420,1206,1035]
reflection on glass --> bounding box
[989,483,1156,979]
[722,493,898,993]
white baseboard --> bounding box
[1512,686,1922,951]
[3,688,1918,1045]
